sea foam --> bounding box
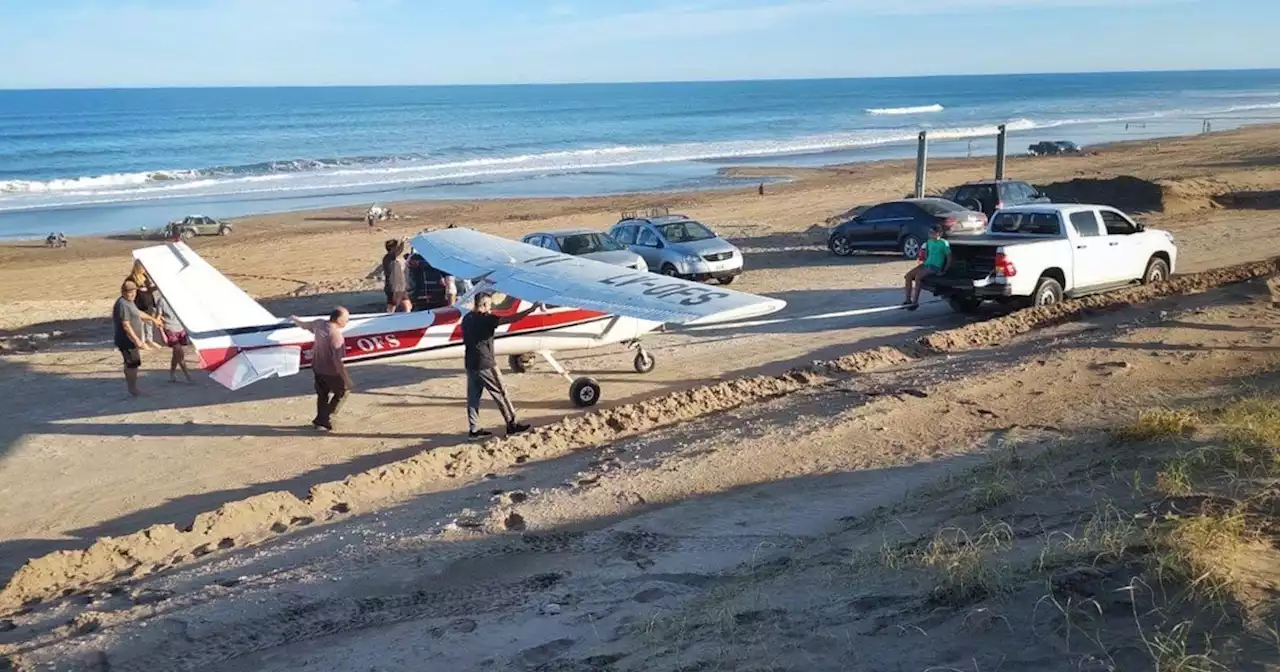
[865,104,945,116]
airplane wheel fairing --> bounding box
[570,377,601,408]
[633,350,656,374]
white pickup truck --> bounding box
[921,204,1178,313]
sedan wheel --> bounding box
[660,264,680,277]
[829,234,854,257]
[901,235,922,260]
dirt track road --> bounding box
[0,206,1273,580]
[10,272,1279,671]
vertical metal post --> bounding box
[914,131,928,198]
[995,124,1007,181]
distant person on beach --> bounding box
[461,292,537,439]
[114,280,164,397]
[903,225,951,311]
[157,293,192,383]
[128,261,160,349]
[289,307,351,432]
[382,238,412,312]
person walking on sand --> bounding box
[462,292,538,439]
[290,307,351,432]
[382,238,412,313]
[114,280,164,397]
[903,225,951,311]
[157,293,192,383]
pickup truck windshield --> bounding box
[990,212,1061,235]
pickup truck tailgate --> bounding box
[928,243,1001,288]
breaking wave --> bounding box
[865,104,945,116]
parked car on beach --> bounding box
[521,229,647,271]
[827,198,987,260]
[1028,141,1081,156]
[941,180,1050,217]
[608,212,743,284]
[165,215,232,239]
[919,203,1177,313]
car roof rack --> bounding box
[620,206,679,221]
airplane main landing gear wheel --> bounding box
[633,349,656,374]
[570,377,601,408]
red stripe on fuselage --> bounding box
[448,308,608,342]
[194,306,607,373]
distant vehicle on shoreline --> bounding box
[1028,140,1082,156]
[160,215,233,240]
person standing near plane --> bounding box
[113,280,164,397]
[382,239,412,313]
[461,292,538,439]
[289,307,351,432]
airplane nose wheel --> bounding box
[570,377,601,408]
[633,349,656,374]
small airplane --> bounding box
[132,227,787,407]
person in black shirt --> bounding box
[462,292,539,439]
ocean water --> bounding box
[4,70,1280,239]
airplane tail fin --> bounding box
[131,243,301,390]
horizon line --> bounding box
[3,66,1279,93]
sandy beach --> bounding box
[2,125,1280,670]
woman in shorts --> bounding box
[157,294,192,383]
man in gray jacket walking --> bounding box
[461,292,538,439]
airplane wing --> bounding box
[410,228,786,325]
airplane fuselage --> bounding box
[190,302,663,373]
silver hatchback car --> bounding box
[608,213,743,284]
[521,229,648,271]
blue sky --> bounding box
[1,0,1278,88]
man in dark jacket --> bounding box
[461,292,539,439]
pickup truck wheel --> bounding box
[180,229,195,240]
[1142,257,1170,284]
[947,296,983,314]
[1032,277,1064,307]
[218,227,230,236]
[829,234,854,257]
[900,235,922,260]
